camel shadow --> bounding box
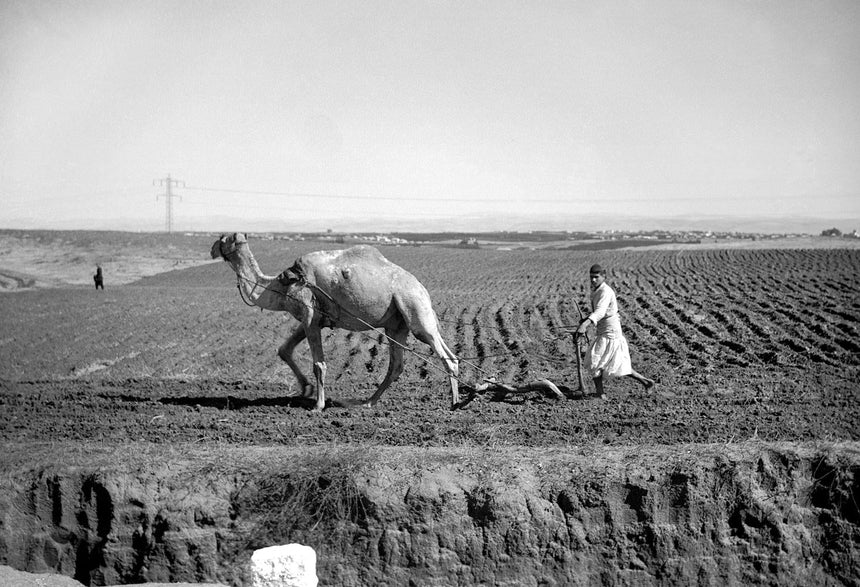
[159,388,597,411]
[159,395,353,411]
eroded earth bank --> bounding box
[2,442,858,586]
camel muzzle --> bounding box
[211,235,244,261]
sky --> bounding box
[1,0,859,233]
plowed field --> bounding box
[2,237,858,447]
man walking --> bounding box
[93,265,104,290]
[576,264,654,399]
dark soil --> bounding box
[2,243,858,446]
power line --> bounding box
[182,185,613,203]
[182,184,857,204]
[176,197,481,219]
[184,186,481,202]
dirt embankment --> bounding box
[2,443,858,586]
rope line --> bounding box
[231,272,588,386]
[233,274,482,383]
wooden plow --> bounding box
[458,300,591,405]
[470,377,567,402]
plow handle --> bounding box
[572,331,586,392]
[573,300,587,393]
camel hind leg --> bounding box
[394,292,460,408]
[411,319,460,409]
[363,323,408,407]
[433,333,460,408]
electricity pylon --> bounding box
[154,175,184,233]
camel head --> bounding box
[211,232,248,261]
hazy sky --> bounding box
[2,0,859,232]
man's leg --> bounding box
[627,370,655,390]
[593,370,605,399]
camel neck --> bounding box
[228,253,281,310]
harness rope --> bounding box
[236,276,259,307]
[235,271,591,387]
[233,272,482,383]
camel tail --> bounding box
[428,311,459,383]
[435,326,459,366]
[434,313,458,362]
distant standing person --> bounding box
[575,264,654,399]
[94,265,104,290]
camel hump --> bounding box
[292,245,429,322]
[294,245,397,282]
[337,245,389,264]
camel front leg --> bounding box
[305,327,328,412]
[363,325,408,407]
[277,328,312,397]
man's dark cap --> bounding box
[589,264,605,275]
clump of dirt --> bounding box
[1,442,857,586]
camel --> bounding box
[211,233,460,411]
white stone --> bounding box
[250,543,318,587]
